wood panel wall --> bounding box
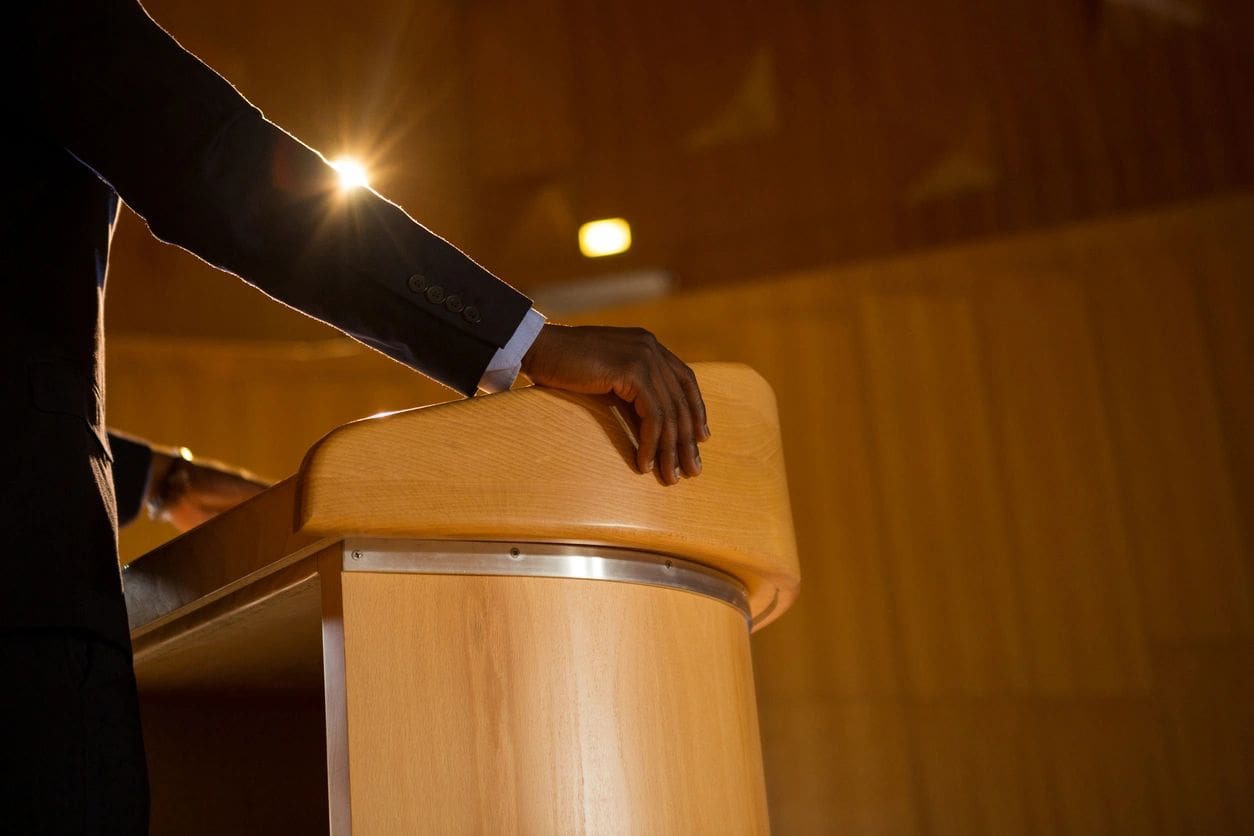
[108,192,1253,833]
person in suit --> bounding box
[3,1,709,832]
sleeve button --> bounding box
[406,272,428,293]
[425,285,446,304]
[463,306,481,324]
[444,294,464,313]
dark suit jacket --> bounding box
[4,0,531,648]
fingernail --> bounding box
[673,466,682,483]
[694,450,702,474]
[645,459,654,473]
[703,422,711,438]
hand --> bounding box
[521,324,709,485]
[146,450,270,531]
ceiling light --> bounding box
[579,218,632,258]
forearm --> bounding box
[107,431,270,532]
[144,446,270,532]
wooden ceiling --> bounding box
[106,0,1253,339]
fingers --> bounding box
[632,385,662,477]
[661,358,700,482]
[653,356,685,486]
[621,351,703,485]
[663,346,709,442]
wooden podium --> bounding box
[124,362,800,835]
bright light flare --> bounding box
[578,218,632,258]
[331,157,370,191]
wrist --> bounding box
[521,322,557,379]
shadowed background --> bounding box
[105,1,1252,832]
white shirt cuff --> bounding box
[477,308,547,393]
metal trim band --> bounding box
[341,538,752,625]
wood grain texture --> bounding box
[336,571,769,835]
[296,362,799,628]
[569,194,1254,831]
[116,193,1254,834]
[319,550,352,836]
[131,555,336,834]
[750,308,902,700]
[976,277,1149,694]
[111,338,453,564]
[859,290,1028,697]
[1084,237,1254,640]
[758,698,918,834]
[131,560,322,694]
[1152,642,1254,831]
[123,477,332,635]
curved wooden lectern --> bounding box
[125,362,800,835]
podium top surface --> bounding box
[126,362,799,632]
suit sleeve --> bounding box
[26,0,530,396]
[106,431,154,527]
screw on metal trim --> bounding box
[509,547,522,559]
[351,550,363,561]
